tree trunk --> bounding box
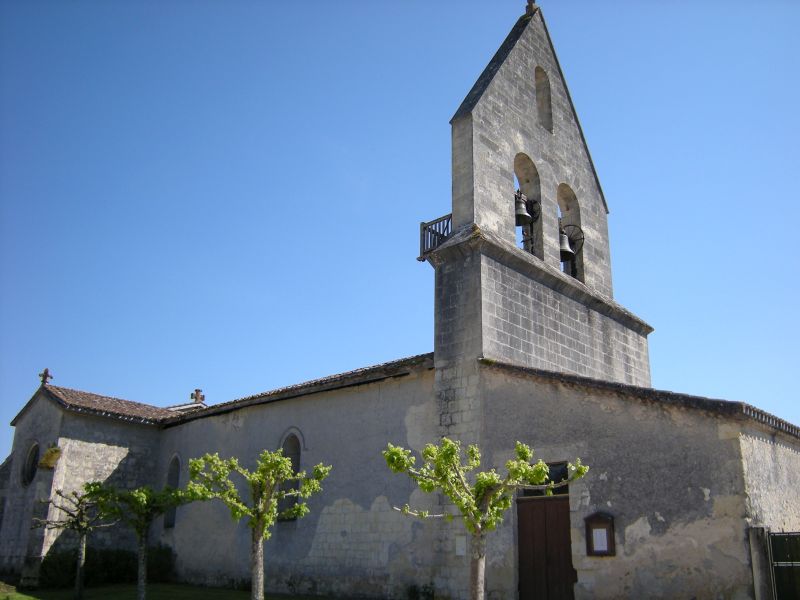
[137,536,147,600]
[469,533,486,600]
[251,528,264,600]
[74,531,87,600]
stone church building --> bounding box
[2,4,798,599]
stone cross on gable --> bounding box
[38,368,53,385]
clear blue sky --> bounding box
[2,0,798,457]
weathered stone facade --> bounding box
[481,364,755,599]
[740,428,800,532]
[1,391,63,574]
[157,358,439,595]
[1,5,798,600]
[0,390,163,577]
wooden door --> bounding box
[517,496,576,600]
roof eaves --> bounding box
[478,358,800,440]
[57,404,164,426]
[10,387,51,426]
[164,352,435,427]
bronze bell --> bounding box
[515,191,532,226]
[559,228,575,262]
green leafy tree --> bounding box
[32,487,115,600]
[383,437,588,600]
[188,450,331,600]
[86,482,197,600]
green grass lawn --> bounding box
[0,582,326,600]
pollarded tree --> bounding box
[187,450,331,600]
[32,487,116,600]
[383,437,588,600]
[86,482,197,600]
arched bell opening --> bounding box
[557,184,584,282]
[513,153,543,260]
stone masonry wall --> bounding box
[480,366,755,600]
[482,253,651,386]
[434,243,483,370]
[0,393,63,572]
[739,426,800,532]
[154,366,440,598]
[430,360,483,600]
[452,9,613,297]
[440,6,652,390]
[48,412,162,553]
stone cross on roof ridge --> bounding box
[38,368,52,385]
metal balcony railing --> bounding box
[418,213,452,260]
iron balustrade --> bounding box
[418,213,452,260]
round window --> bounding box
[21,443,39,486]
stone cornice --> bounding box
[429,224,653,336]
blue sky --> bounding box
[1,0,798,457]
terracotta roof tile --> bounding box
[43,385,174,423]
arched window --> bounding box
[514,153,543,259]
[535,67,553,133]
[163,455,180,529]
[557,184,584,282]
[21,443,39,487]
[278,433,301,519]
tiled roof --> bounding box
[13,353,797,443]
[10,353,435,428]
[165,352,435,425]
[41,385,175,424]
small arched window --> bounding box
[21,443,39,487]
[535,67,553,133]
[514,153,543,259]
[163,455,180,529]
[557,184,584,282]
[278,434,301,520]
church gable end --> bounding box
[450,6,611,296]
[434,5,652,386]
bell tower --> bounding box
[421,3,652,388]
